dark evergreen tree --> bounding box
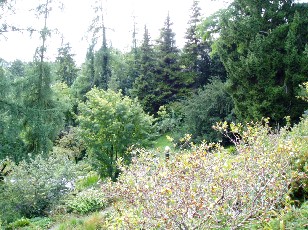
[8,59,25,80]
[182,0,227,90]
[89,1,112,90]
[85,42,96,89]
[154,13,182,113]
[94,24,111,90]
[213,0,308,123]
[181,0,210,88]
[56,43,78,86]
[132,25,158,114]
[124,19,141,95]
[72,42,95,100]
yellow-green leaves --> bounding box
[78,88,154,180]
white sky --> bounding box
[6,0,305,65]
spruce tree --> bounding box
[182,0,209,88]
[182,0,226,89]
[90,0,112,90]
[132,25,157,114]
[124,19,141,95]
[154,13,182,113]
[94,24,111,90]
[56,43,78,86]
[214,0,308,123]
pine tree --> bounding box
[124,19,141,95]
[182,0,225,89]
[56,43,78,86]
[90,0,112,90]
[154,13,182,113]
[94,24,111,90]
[132,25,157,114]
[214,0,308,123]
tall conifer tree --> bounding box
[132,25,157,114]
[90,0,112,90]
[154,13,182,113]
[22,0,65,155]
[56,43,78,86]
[214,0,308,122]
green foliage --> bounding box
[53,126,86,163]
[20,1,68,156]
[57,213,103,230]
[28,217,53,229]
[131,25,158,114]
[7,217,31,229]
[180,78,234,142]
[288,116,308,202]
[181,0,221,88]
[21,62,67,155]
[94,42,111,90]
[156,105,182,134]
[0,64,25,161]
[0,158,12,182]
[78,88,155,180]
[72,44,95,99]
[207,0,308,123]
[0,154,83,223]
[247,201,308,229]
[66,188,107,214]
[75,171,100,190]
[298,82,308,114]
[152,13,184,113]
[56,43,79,86]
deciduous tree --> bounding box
[78,88,155,180]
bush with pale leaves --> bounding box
[101,118,307,229]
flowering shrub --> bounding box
[100,118,307,229]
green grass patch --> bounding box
[153,133,173,151]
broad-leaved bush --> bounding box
[100,118,307,229]
[66,187,107,214]
[0,154,83,223]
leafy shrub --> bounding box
[156,104,182,134]
[29,217,53,229]
[67,188,107,214]
[53,126,86,163]
[288,117,308,202]
[101,118,306,229]
[179,78,234,143]
[0,154,83,223]
[247,201,308,229]
[75,171,100,190]
[6,218,30,229]
[57,213,103,230]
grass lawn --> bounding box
[153,133,173,151]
